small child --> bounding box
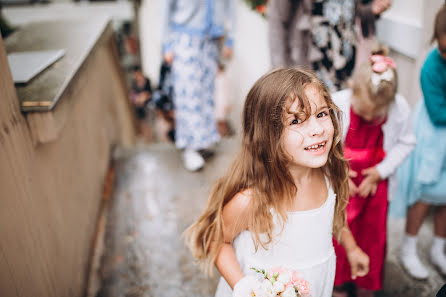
[186,68,370,297]
[393,3,446,280]
[331,47,416,296]
[129,66,153,141]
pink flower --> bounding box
[370,55,396,73]
[294,279,311,296]
[268,266,286,279]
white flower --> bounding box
[281,287,297,297]
[272,281,285,295]
[233,276,262,297]
[262,279,273,293]
[277,272,291,284]
[253,287,271,297]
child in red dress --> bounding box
[331,46,416,297]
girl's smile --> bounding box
[304,141,327,154]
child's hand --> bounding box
[346,246,370,280]
[163,52,174,65]
[372,0,391,15]
[222,46,233,60]
[348,170,358,196]
[232,275,257,297]
[358,166,381,198]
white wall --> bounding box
[376,0,444,106]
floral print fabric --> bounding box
[311,0,357,91]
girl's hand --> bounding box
[372,0,391,15]
[346,246,370,280]
[222,46,233,60]
[348,170,358,196]
[163,52,174,65]
[358,167,381,198]
[232,275,257,297]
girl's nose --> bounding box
[308,117,323,136]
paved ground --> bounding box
[96,133,445,297]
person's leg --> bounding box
[431,205,446,274]
[400,201,431,279]
[199,37,220,147]
[170,34,206,171]
[434,205,446,237]
[405,201,431,235]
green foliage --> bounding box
[243,0,268,17]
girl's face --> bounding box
[282,84,334,171]
[438,34,446,60]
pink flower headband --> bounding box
[370,55,396,92]
[370,55,396,73]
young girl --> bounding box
[331,48,416,296]
[392,3,446,279]
[186,68,370,297]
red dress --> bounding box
[333,108,388,291]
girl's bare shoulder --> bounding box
[223,188,254,217]
[221,189,255,239]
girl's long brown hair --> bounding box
[185,68,349,273]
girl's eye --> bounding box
[317,111,329,118]
[291,118,302,125]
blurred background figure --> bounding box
[332,45,415,297]
[161,0,235,172]
[355,0,391,67]
[267,0,391,91]
[152,60,176,142]
[215,44,235,138]
[129,65,153,142]
[118,21,141,72]
[392,2,446,280]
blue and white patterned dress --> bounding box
[162,0,235,150]
[170,32,220,150]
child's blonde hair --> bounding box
[351,45,398,111]
[185,68,349,273]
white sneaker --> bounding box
[431,249,446,275]
[400,249,429,279]
[182,149,205,172]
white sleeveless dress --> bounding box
[214,179,337,297]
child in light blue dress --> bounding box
[392,3,446,279]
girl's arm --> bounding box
[421,54,446,126]
[375,95,416,180]
[339,226,370,279]
[214,191,252,289]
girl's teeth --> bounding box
[305,142,325,150]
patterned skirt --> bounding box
[311,0,357,92]
[170,32,220,150]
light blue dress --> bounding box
[390,48,446,217]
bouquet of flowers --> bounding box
[243,0,268,17]
[233,266,311,297]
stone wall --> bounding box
[0,25,135,297]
